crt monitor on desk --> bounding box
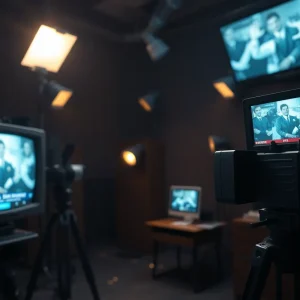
[0,123,45,223]
[168,186,202,223]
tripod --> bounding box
[243,209,300,300]
[25,183,101,300]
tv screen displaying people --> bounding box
[220,0,300,81]
[0,134,36,211]
[251,97,300,145]
[170,188,200,213]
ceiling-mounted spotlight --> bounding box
[147,0,182,32]
[138,92,159,112]
[143,33,169,61]
[122,144,144,167]
[208,136,230,153]
[166,0,182,9]
[41,80,73,109]
[21,25,77,73]
[140,0,181,61]
[213,76,235,99]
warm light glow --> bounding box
[21,25,77,73]
[213,82,234,99]
[208,137,215,153]
[122,151,137,166]
[138,98,152,112]
[51,90,73,108]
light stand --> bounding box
[20,24,77,297]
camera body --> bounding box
[215,150,300,209]
[215,88,300,210]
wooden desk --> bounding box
[146,218,226,293]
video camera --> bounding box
[215,88,300,210]
[214,88,300,300]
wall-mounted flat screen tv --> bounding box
[220,0,300,82]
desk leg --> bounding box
[152,240,159,279]
[192,244,198,293]
[176,246,181,270]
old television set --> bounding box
[168,186,202,223]
[220,0,300,82]
[0,123,45,223]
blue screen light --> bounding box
[0,203,11,210]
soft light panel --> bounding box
[213,82,234,99]
[21,25,77,73]
[138,98,152,112]
[51,90,73,108]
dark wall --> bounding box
[0,12,151,242]
[116,44,161,140]
[158,25,249,218]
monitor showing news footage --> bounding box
[170,189,200,213]
[220,0,300,82]
[251,97,300,145]
[0,134,36,211]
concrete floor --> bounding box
[19,246,234,300]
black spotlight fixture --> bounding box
[166,0,182,9]
[140,0,182,61]
[142,33,170,62]
[41,80,73,109]
[208,136,230,153]
[138,92,159,112]
[122,144,145,167]
[213,76,235,99]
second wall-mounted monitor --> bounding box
[220,0,300,83]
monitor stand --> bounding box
[0,222,38,246]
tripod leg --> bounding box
[70,214,101,300]
[25,213,59,300]
[242,241,274,300]
[56,213,72,300]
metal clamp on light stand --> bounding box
[33,66,73,128]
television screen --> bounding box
[220,0,300,82]
[170,189,200,213]
[0,134,36,211]
[251,96,300,145]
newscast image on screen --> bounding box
[171,189,199,213]
[0,134,36,211]
[220,0,300,81]
[251,97,300,145]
